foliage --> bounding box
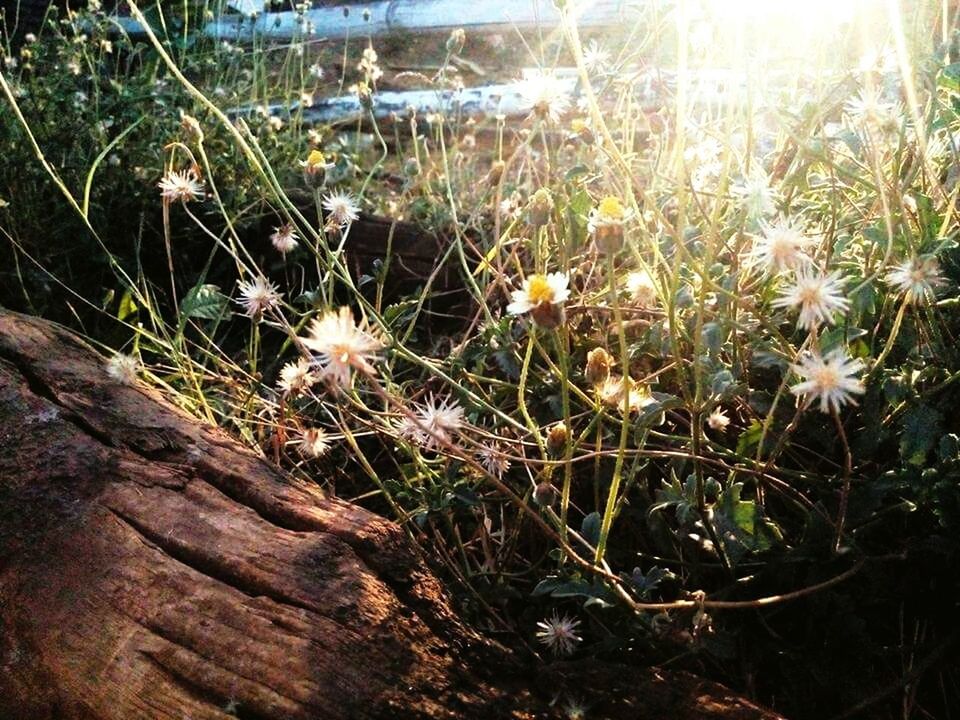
[2,1,959,718]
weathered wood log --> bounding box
[0,309,787,720]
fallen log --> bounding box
[0,308,786,720]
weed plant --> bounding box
[2,1,960,717]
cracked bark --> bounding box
[0,309,786,720]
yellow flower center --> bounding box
[813,366,840,391]
[570,118,587,133]
[598,196,625,220]
[526,275,555,305]
[306,150,326,169]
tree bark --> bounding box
[0,309,786,720]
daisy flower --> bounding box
[625,269,658,307]
[397,394,466,451]
[519,71,572,123]
[299,427,331,458]
[536,612,582,656]
[277,358,317,395]
[749,217,814,273]
[105,353,140,385]
[236,276,282,319]
[270,223,299,255]
[300,307,382,388]
[507,272,570,328]
[732,168,778,220]
[885,256,944,305]
[790,348,865,414]
[588,196,631,253]
[322,190,361,228]
[158,168,204,204]
[773,268,849,330]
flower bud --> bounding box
[534,480,558,507]
[446,28,466,54]
[527,187,554,227]
[545,422,569,455]
[180,112,203,143]
[584,347,613,386]
[486,159,505,188]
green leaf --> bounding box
[714,483,782,564]
[116,288,139,322]
[900,404,942,466]
[580,512,601,546]
[736,419,764,456]
[938,63,960,92]
[181,283,229,321]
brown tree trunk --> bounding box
[0,309,786,720]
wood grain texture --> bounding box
[0,309,787,720]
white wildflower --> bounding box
[707,408,730,431]
[790,348,865,414]
[237,276,282,319]
[582,40,611,73]
[300,307,382,388]
[773,269,849,330]
[105,353,140,385]
[536,612,582,656]
[322,190,361,228]
[749,217,814,273]
[158,168,204,204]
[270,223,299,255]
[277,358,317,395]
[507,272,570,315]
[733,168,778,220]
[519,71,572,123]
[885,256,944,305]
[476,441,511,477]
[299,427,331,458]
[397,394,466,451]
[625,269,658,307]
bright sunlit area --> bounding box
[1,1,958,719]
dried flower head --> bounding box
[322,190,360,229]
[105,353,140,385]
[158,168,204,204]
[301,307,382,388]
[773,269,849,330]
[397,394,466,451]
[536,612,582,656]
[599,375,653,415]
[476,441,511,478]
[584,347,613,386]
[237,276,282,319]
[625,269,658,307]
[270,223,299,255]
[546,422,569,455]
[707,408,730,431]
[277,358,317,395]
[519,71,572,123]
[790,348,865,414]
[527,187,555,226]
[299,427,331,458]
[750,217,813,273]
[885,256,944,305]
